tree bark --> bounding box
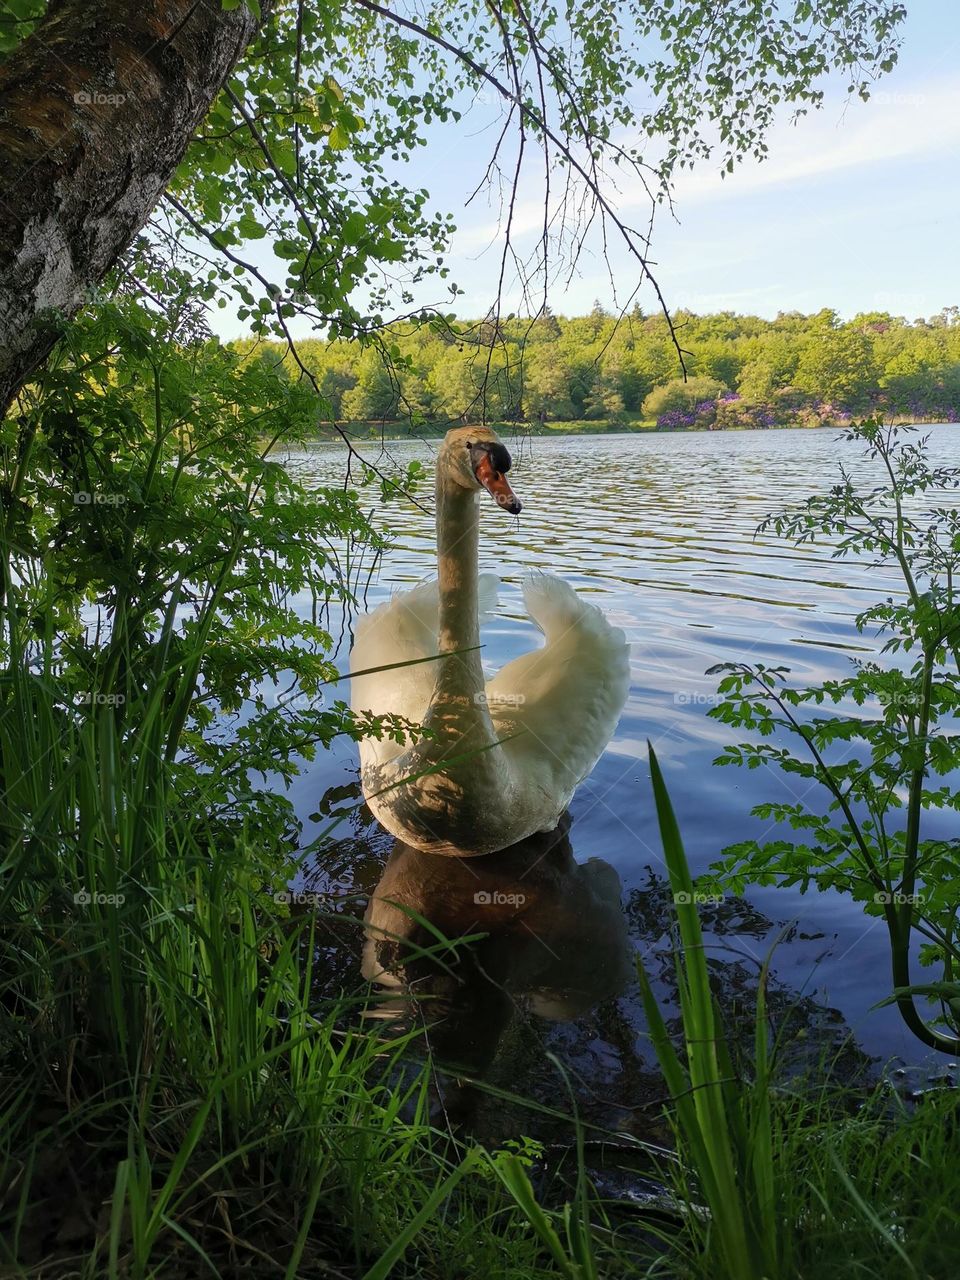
[0,0,265,414]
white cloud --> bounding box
[415,63,960,320]
[666,80,960,205]
[453,78,960,247]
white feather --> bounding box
[350,570,629,847]
[348,425,629,855]
[350,574,499,770]
[485,573,630,813]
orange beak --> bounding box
[474,452,522,515]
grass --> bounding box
[1,790,538,1273]
[308,414,856,441]
[4,676,959,1277]
[637,743,960,1280]
[0,614,642,1277]
[309,414,659,440]
[523,416,658,434]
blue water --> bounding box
[274,425,960,1132]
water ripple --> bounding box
[281,424,960,1068]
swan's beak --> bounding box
[474,452,522,515]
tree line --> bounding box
[234,304,960,430]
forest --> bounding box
[234,305,960,431]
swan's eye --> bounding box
[487,442,512,474]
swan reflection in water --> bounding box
[361,814,632,1120]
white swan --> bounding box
[349,425,630,856]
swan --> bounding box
[361,818,632,1118]
[363,817,632,1028]
[348,425,630,856]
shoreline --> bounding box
[303,415,955,443]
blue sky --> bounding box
[214,0,960,335]
[433,0,960,322]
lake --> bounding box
[276,424,960,1139]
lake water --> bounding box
[276,424,960,1139]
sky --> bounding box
[213,0,960,335]
[434,0,960,323]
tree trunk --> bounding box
[0,0,266,414]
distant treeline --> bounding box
[232,304,960,430]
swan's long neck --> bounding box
[434,470,485,703]
[375,448,511,852]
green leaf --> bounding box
[341,212,368,245]
[236,212,267,241]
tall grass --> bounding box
[4,602,960,1277]
[638,742,960,1280]
[0,471,631,1276]
[0,637,574,1277]
[1,303,643,1277]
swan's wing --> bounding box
[350,574,500,766]
[484,573,630,808]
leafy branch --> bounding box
[710,421,960,1054]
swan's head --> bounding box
[439,425,522,515]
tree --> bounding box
[631,333,677,406]
[230,340,292,384]
[598,329,647,411]
[643,376,728,419]
[0,1,906,421]
[317,349,361,420]
[522,345,575,421]
[528,307,562,342]
[737,360,780,404]
[0,0,265,414]
[427,345,518,421]
[794,328,879,409]
[694,339,742,389]
[583,374,626,422]
[341,348,399,420]
[881,345,938,414]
